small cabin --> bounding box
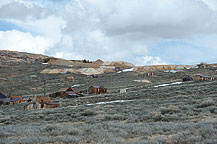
[64,91,83,98]
[50,87,83,98]
[88,86,107,94]
[194,75,215,81]
[91,74,99,78]
[145,72,155,77]
[0,93,24,105]
[65,76,75,81]
[9,96,24,105]
[24,96,60,110]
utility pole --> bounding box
[43,80,46,97]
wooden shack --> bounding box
[24,96,60,110]
[146,72,155,76]
[64,91,83,98]
[50,87,83,98]
[1,93,24,105]
[50,91,65,98]
[65,76,75,81]
[9,96,24,104]
[194,75,215,81]
[88,86,107,94]
[91,74,99,78]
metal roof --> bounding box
[0,93,7,99]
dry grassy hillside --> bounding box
[1,50,217,143]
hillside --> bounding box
[1,50,217,143]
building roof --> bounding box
[36,96,52,103]
[91,86,104,89]
[195,74,213,78]
[66,87,74,92]
[10,98,21,102]
[0,98,10,103]
[9,96,23,99]
[0,93,7,99]
[65,91,80,96]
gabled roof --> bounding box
[10,98,21,102]
[66,87,73,92]
[65,91,80,96]
[91,86,104,89]
[9,96,23,99]
[195,74,213,78]
[0,98,10,103]
[0,93,7,99]
[35,96,52,103]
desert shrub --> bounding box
[81,109,96,116]
[197,98,215,108]
[161,114,180,122]
[103,115,113,121]
[40,124,57,133]
[58,135,80,143]
[113,115,127,121]
[170,131,201,144]
[150,135,168,144]
[160,105,180,115]
[148,112,163,122]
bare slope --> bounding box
[1,50,217,143]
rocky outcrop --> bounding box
[102,61,135,69]
[133,65,193,72]
[43,57,74,66]
[40,67,115,75]
[93,59,104,65]
[40,69,79,74]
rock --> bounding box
[102,61,135,69]
[43,57,74,66]
[93,59,104,65]
[133,65,193,72]
[40,69,79,74]
[78,68,104,75]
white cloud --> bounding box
[1,0,217,65]
[101,0,217,39]
[202,0,217,10]
[0,30,54,54]
[137,56,168,66]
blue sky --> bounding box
[1,0,217,66]
[0,20,21,31]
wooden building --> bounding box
[146,72,155,76]
[65,76,75,81]
[88,86,107,94]
[24,96,60,110]
[50,87,83,98]
[91,74,99,78]
[9,96,24,104]
[64,91,82,98]
[1,93,24,105]
[194,75,215,81]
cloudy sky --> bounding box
[1,0,217,65]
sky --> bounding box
[1,0,217,66]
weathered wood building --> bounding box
[194,75,215,81]
[9,96,24,105]
[50,87,83,98]
[88,86,107,94]
[0,93,24,105]
[24,96,60,110]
